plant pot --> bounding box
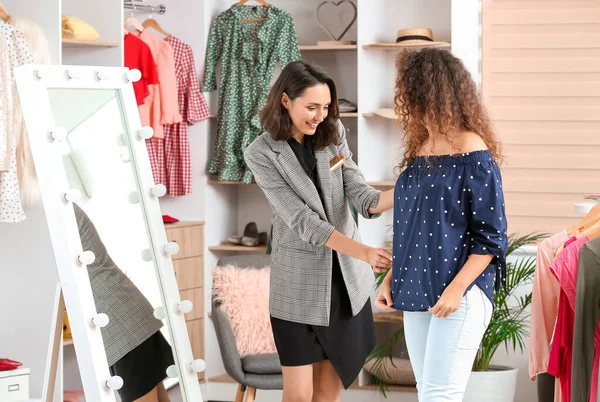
[463,365,518,402]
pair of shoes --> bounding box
[227,222,268,247]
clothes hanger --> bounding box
[584,221,600,241]
[237,0,269,22]
[141,13,170,38]
[0,3,10,22]
[576,219,600,241]
[566,203,600,237]
[124,7,144,33]
[555,202,600,256]
[556,216,600,257]
[237,0,270,7]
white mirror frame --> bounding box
[14,64,204,402]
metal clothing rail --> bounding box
[124,1,166,15]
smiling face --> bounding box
[282,83,331,139]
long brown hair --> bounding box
[394,48,502,170]
[260,60,339,150]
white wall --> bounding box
[0,206,59,399]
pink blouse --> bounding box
[133,30,182,138]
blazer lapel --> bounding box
[315,147,333,220]
[274,139,327,220]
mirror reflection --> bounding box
[47,89,181,402]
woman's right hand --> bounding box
[364,247,393,273]
[375,273,395,311]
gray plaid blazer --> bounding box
[74,204,163,366]
[244,121,381,326]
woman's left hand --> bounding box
[428,283,465,318]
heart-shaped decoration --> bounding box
[315,0,357,42]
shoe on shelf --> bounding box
[258,231,268,245]
[241,222,259,247]
[226,235,242,245]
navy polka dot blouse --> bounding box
[391,150,509,311]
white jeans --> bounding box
[403,285,493,402]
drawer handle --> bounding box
[8,384,20,392]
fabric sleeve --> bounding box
[244,144,335,247]
[157,41,182,124]
[183,46,210,124]
[201,17,223,92]
[140,41,158,85]
[528,240,561,380]
[1,27,34,172]
[277,14,301,67]
[468,162,509,292]
[337,120,382,219]
[571,244,600,402]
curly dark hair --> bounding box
[394,48,503,170]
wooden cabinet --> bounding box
[165,221,205,381]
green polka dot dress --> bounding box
[201,5,301,183]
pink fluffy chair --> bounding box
[212,255,282,402]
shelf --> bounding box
[363,111,397,119]
[62,39,120,48]
[63,338,74,346]
[209,245,267,253]
[163,220,205,229]
[363,42,451,51]
[373,311,404,323]
[208,112,357,119]
[300,44,357,51]
[367,180,395,188]
[208,180,255,185]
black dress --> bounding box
[270,135,376,389]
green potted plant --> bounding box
[365,232,547,401]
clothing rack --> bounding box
[123,1,166,15]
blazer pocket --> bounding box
[278,239,317,255]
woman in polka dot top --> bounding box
[375,48,509,401]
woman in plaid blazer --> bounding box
[244,60,395,402]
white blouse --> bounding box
[0,20,33,223]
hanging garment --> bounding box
[548,236,597,402]
[124,33,158,106]
[0,20,33,223]
[529,230,569,379]
[202,5,301,183]
[9,15,51,206]
[134,30,182,139]
[571,236,600,402]
[146,36,209,196]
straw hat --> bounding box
[396,28,434,45]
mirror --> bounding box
[46,88,188,401]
